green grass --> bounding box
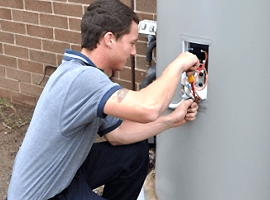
[0,98,32,132]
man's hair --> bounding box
[81,0,139,51]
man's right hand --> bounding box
[174,51,200,73]
[104,51,199,124]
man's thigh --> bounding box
[80,141,149,189]
[49,173,105,200]
[50,141,149,200]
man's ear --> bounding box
[103,32,116,48]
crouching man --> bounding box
[7,0,200,199]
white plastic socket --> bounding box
[138,20,157,36]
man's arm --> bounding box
[104,100,198,145]
[104,52,200,123]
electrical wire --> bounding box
[188,50,209,102]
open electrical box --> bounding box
[181,39,210,102]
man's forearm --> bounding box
[103,52,199,123]
[104,116,173,146]
[105,99,196,146]
[137,52,199,116]
[139,61,183,114]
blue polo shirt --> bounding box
[8,49,122,200]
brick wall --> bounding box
[0,0,156,106]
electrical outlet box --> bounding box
[181,40,210,101]
[138,20,157,36]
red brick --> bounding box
[1,21,26,34]
[136,41,147,56]
[0,31,14,44]
[119,67,146,83]
[0,65,5,77]
[6,68,31,83]
[111,77,132,90]
[43,40,70,54]
[113,71,120,79]
[25,0,52,13]
[71,44,81,52]
[69,18,81,31]
[0,8,12,20]
[119,67,131,80]
[40,14,68,29]
[136,0,156,13]
[11,91,36,106]
[136,12,155,21]
[0,54,17,68]
[21,82,44,96]
[57,54,63,66]
[120,0,132,7]
[4,44,29,59]
[0,0,23,9]
[135,69,147,83]
[0,87,11,100]
[0,43,2,54]
[83,5,88,13]
[135,56,148,70]
[16,35,41,49]
[18,59,44,74]
[136,83,142,91]
[12,10,39,24]
[124,56,132,68]
[42,65,57,76]
[0,77,19,91]
[27,25,53,39]
[53,2,83,17]
[68,0,95,4]
[32,73,49,86]
[138,35,148,42]
[29,49,57,65]
[55,29,81,44]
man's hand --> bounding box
[174,52,200,73]
[168,99,198,127]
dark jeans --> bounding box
[49,141,150,200]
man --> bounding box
[7,0,200,199]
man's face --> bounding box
[110,21,138,71]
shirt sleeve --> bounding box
[98,116,123,137]
[60,67,121,135]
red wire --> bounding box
[190,51,208,102]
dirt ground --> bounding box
[0,98,157,200]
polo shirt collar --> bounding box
[63,49,97,68]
